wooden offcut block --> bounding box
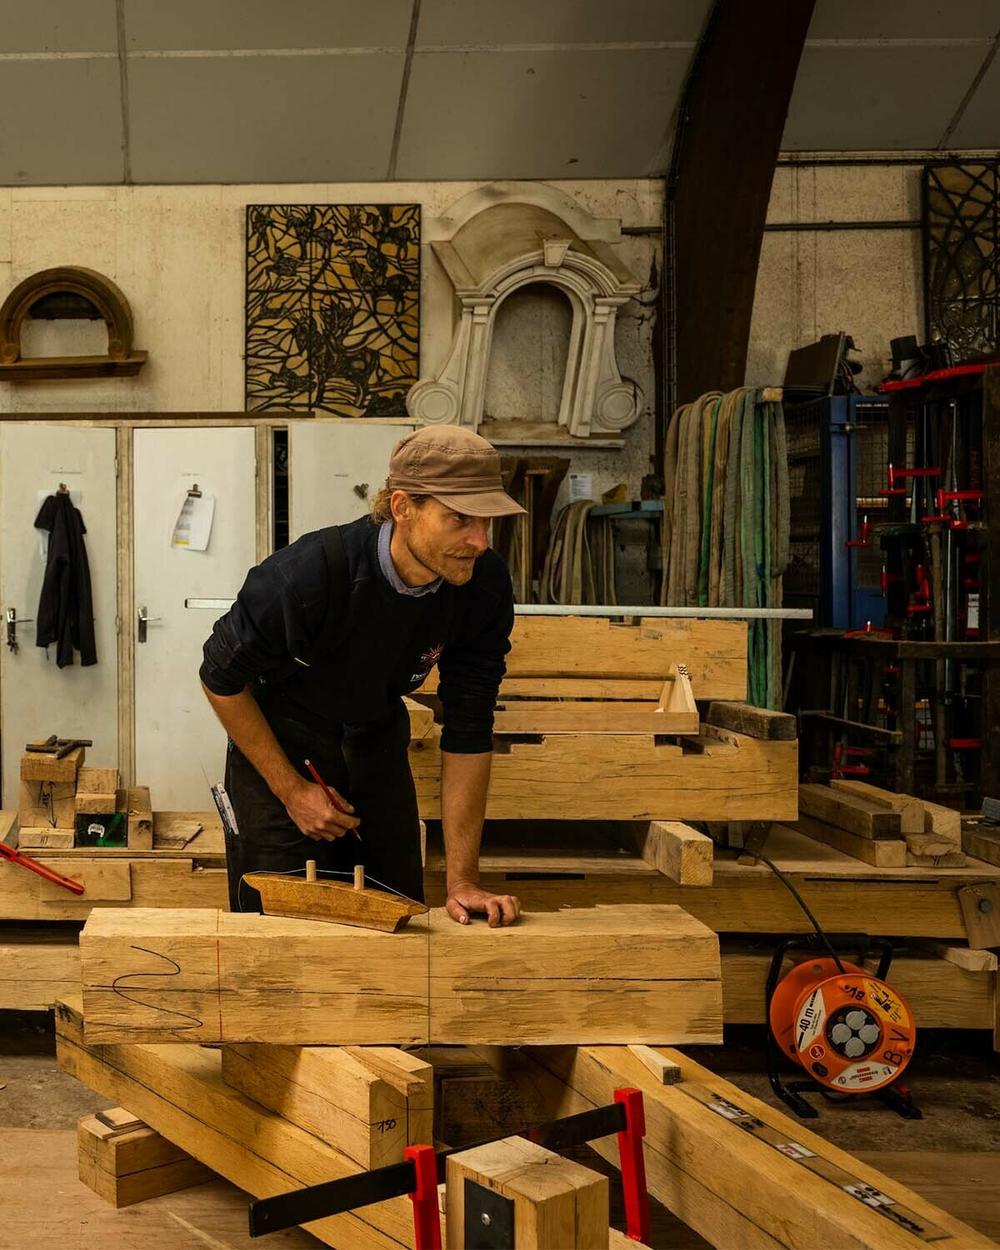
[633,821,713,886]
[17,827,75,850]
[20,744,85,783]
[78,1109,212,1207]
[75,791,118,816]
[18,779,76,829]
[127,786,153,850]
[221,1043,433,1168]
[923,800,963,845]
[446,1136,609,1250]
[77,767,119,794]
[79,905,723,1046]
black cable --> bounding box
[755,852,846,973]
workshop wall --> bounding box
[0,180,662,505]
[747,158,927,393]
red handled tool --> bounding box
[404,1146,442,1250]
[304,758,362,842]
[0,841,85,894]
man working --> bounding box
[200,425,524,927]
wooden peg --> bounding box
[305,860,317,883]
[354,864,365,890]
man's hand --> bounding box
[282,778,360,842]
[446,880,520,927]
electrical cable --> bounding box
[750,850,846,973]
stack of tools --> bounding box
[16,735,151,852]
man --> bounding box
[200,424,524,927]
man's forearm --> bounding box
[440,750,492,889]
[201,683,301,802]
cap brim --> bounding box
[431,489,527,518]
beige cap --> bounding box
[387,425,526,517]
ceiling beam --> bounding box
[666,0,815,409]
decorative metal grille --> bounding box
[245,204,420,417]
[923,161,1000,362]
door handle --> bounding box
[6,607,34,653]
[137,605,162,644]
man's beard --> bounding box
[405,532,481,585]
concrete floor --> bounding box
[1,1012,998,1249]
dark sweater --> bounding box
[199,516,514,753]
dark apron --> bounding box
[223,696,423,912]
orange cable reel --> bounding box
[769,957,916,1094]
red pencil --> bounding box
[304,758,363,842]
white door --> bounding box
[133,426,256,810]
[288,420,415,540]
[0,424,119,808]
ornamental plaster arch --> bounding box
[407,191,641,440]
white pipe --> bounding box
[514,604,812,620]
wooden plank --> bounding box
[519,1046,994,1250]
[628,1044,682,1084]
[720,949,995,1029]
[127,786,154,850]
[18,779,75,829]
[79,905,722,1047]
[905,833,966,868]
[445,1136,608,1250]
[634,821,714,886]
[923,800,962,844]
[54,997,411,1250]
[411,729,798,822]
[78,1113,212,1208]
[20,745,85,783]
[963,824,1000,868]
[798,785,901,839]
[419,616,748,699]
[78,767,119,794]
[830,779,924,834]
[36,858,132,902]
[17,827,75,849]
[0,856,228,919]
[220,1044,432,1169]
[705,702,796,740]
[0,925,81,1010]
[428,905,722,1046]
[790,816,907,868]
[925,943,998,974]
[492,700,700,736]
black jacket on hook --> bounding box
[34,493,98,668]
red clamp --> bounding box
[404,1145,441,1250]
[614,1087,650,1244]
[847,516,871,549]
[880,464,940,497]
[832,742,873,778]
[844,622,894,639]
[948,738,982,750]
[880,566,900,595]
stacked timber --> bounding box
[410,616,798,823]
[789,781,968,868]
[56,996,995,1250]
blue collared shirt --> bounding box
[377,520,442,597]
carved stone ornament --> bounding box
[407,183,642,439]
[0,266,147,380]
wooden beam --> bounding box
[925,943,998,974]
[411,728,798,822]
[705,702,796,740]
[491,699,700,736]
[922,800,962,845]
[55,997,410,1250]
[633,821,714,886]
[518,1046,993,1250]
[829,779,924,834]
[0,925,80,1010]
[445,1136,608,1250]
[669,0,815,405]
[790,816,907,868]
[964,823,1000,868]
[126,786,153,851]
[220,1043,432,1169]
[79,905,723,1046]
[78,1111,212,1208]
[798,785,901,839]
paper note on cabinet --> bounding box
[171,493,216,551]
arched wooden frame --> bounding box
[0,266,147,379]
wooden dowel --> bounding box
[353,865,365,890]
[305,860,316,883]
